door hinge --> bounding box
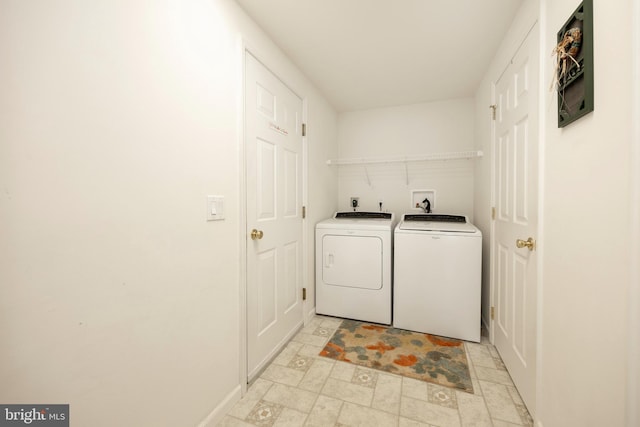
[489,104,497,120]
[302,123,307,136]
[491,207,496,220]
[491,306,495,320]
[302,206,306,219]
[302,288,307,301]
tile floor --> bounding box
[218,316,534,427]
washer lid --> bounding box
[398,213,477,233]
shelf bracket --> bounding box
[364,165,372,187]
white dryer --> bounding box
[394,214,482,342]
[315,212,395,324]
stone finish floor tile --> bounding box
[428,383,458,409]
[319,316,343,329]
[402,377,428,401]
[218,416,257,427]
[337,402,399,427]
[222,315,534,427]
[272,341,304,367]
[260,364,305,387]
[246,400,284,427]
[400,396,461,427]
[312,326,333,338]
[297,344,326,360]
[321,377,375,407]
[304,395,343,427]
[228,378,274,419]
[272,408,308,427]
[479,380,523,424]
[475,365,515,386]
[263,383,318,413]
[371,373,402,415]
[298,358,334,393]
[398,417,434,427]
[465,343,498,369]
[455,390,492,427]
[491,421,524,427]
[291,332,329,347]
[351,367,378,389]
[330,361,356,382]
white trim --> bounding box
[489,80,496,345]
[237,36,249,397]
[306,307,317,325]
[197,385,242,427]
[481,315,491,340]
[302,97,310,326]
[535,2,546,425]
[628,0,640,425]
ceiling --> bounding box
[235,0,523,112]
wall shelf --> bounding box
[326,150,483,166]
[327,150,483,186]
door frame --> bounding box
[489,21,542,417]
[489,22,542,342]
[237,41,309,392]
[629,0,640,423]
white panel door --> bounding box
[245,52,303,381]
[493,25,538,415]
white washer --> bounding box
[394,214,482,342]
[315,212,395,324]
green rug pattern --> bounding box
[320,319,473,392]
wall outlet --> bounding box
[350,197,359,210]
[411,190,435,212]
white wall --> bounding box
[337,99,476,218]
[538,0,633,425]
[630,2,640,425]
[0,1,338,426]
[304,102,339,317]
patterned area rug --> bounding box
[320,319,473,393]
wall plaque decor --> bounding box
[552,0,593,128]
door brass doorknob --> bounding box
[251,229,264,240]
[516,237,536,251]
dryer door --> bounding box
[322,234,382,289]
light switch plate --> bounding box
[207,195,224,221]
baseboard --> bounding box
[197,384,242,427]
[306,307,317,324]
[481,315,490,340]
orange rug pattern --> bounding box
[320,319,473,392]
